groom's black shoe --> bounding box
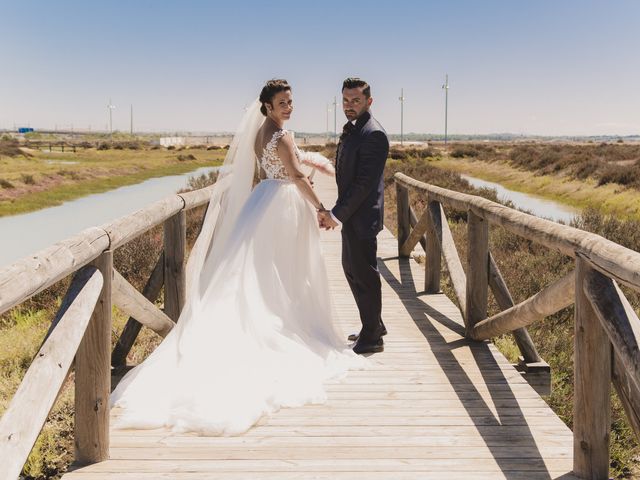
[353,337,384,355]
[348,325,387,342]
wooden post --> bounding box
[75,250,112,464]
[396,183,410,257]
[164,211,186,322]
[425,199,442,294]
[573,256,611,479]
[466,210,489,335]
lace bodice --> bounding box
[259,129,292,180]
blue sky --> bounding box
[1,0,638,135]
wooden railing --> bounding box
[0,184,215,480]
[395,171,640,480]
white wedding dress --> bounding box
[110,101,364,435]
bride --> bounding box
[110,79,364,435]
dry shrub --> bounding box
[598,163,640,187]
[505,143,640,187]
[0,178,15,189]
[0,138,29,158]
[21,174,36,185]
[177,153,197,162]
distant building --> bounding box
[159,136,185,147]
[154,135,233,147]
[17,127,34,134]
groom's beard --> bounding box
[345,107,368,122]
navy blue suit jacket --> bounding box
[332,111,389,239]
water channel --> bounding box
[460,174,578,224]
[0,168,578,269]
[0,166,219,269]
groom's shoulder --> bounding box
[363,115,387,135]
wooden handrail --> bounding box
[0,227,109,315]
[0,185,217,317]
[395,172,640,291]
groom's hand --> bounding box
[317,210,338,230]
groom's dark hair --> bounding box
[342,77,371,98]
[259,79,291,116]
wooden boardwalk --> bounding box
[63,174,577,479]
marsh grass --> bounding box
[383,157,640,478]
[448,141,640,189]
[0,146,225,217]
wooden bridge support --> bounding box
[75,250,113,464]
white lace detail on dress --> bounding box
[259,130,290,180]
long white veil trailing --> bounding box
[185,99,264,302]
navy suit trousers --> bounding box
[341,227,383,341]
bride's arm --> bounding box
[276,133,326,211]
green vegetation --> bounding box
[0,139,226,217]
[383,156,640,478]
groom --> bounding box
[318,77,389,354]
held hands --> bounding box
[317,209,338,230]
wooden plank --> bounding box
[396,183,410,256]
[408,206,427,252]
[425,200,442,294]
[573,256,611,479]
[102,196,183,250]
[163,211,186,322]
[63,457,575,474]
[432,201,467,313]
[584,269,640,394]
[488,252,541,363]
[64,472,578,480]
[75,251,113,464]
[466,210,488,332]
[612,352,640,442]
[472,270,575,341]
[0,227,109,315]
[0,267,103,480]
[111,269,174,337]
[400,204,429,257]
[111,252,165,367]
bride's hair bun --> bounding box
[259,79,291,116]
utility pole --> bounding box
[326,102,330,144]
[333,96,337,144]
[130,104,133,136]
[399,88,405,146]
[442,74,449,146]
[107,98,116,140]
